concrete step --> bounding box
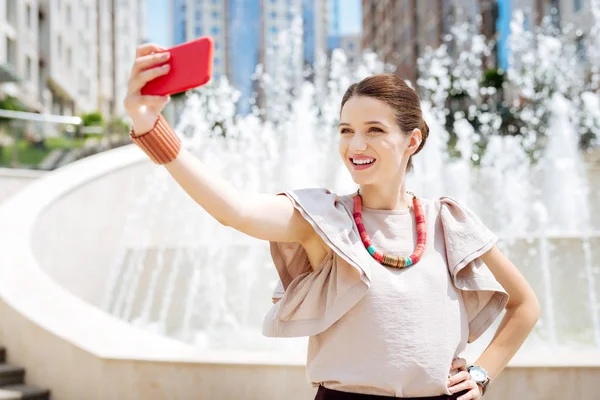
[0,365,24,387]
[0,349,50,399]
[0,384,50,400]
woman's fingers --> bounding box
[129,64,171,93]
[132,52,170,76]
[456,383,481,400]
[448,378,477,395]
[447,370,470,386]
[136,43,167,57]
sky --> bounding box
[146,0,361,46]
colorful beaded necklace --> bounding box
[353,190,427,268]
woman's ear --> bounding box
[407,128,423,155]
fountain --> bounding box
[101,8,600,359]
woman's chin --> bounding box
[348,172,375,186]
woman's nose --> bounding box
[349,134,367,153]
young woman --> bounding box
[124,43,540,400]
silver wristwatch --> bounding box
[467,365,490,396]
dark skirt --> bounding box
[315,385,469,400]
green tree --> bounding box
[80,111,105,127]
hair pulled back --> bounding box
[341,73,429,171]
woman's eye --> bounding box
[368,127,384,133]
[340,128,352,134]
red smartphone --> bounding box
[141,37,214,96]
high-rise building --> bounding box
[327,0,341,50]
[0,0,146,117]
[362,0,433,83]
[497,0,596,71]
[0,0,44,111]
[171,0,328,114]
[361,0,498,83]
[112,0,147,116]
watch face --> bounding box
[469,366,487,382]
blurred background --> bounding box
[0,1,600,399]
[0,0,597,170]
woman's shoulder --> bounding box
[420,195,476,215]
[284,188,355,212]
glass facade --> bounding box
[327,0,341,50]
[496,0,511,70]
[303,0,315,65]
[170,0,324,115]
[173,0,187,45]
[227,0,261,115]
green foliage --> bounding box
[80,111,105,127]
[107,117,131,135]
[0,137,85,167]
[0,96,27,126]
[481,68,505,89]
[0,96,26,111]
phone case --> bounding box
[141,37,214,96]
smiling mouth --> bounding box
[350,157,376,166]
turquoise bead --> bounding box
[405,257,412,266]
[367,246,376,256]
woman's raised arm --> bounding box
[124,43,314,245]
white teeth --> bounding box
[352,158,374,165]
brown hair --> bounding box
[340,73,430,171]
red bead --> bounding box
[373,251,384,262]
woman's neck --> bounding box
[358,181,411,211]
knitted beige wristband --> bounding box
[130,115,182,165]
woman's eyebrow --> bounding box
[364,120,387,126]
[339,121,388,127]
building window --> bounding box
[6,37,16,69]
[574,0,583,11]
[25,56,32,80]
[214,42,220,50]
[66,3,71,25]
[211,26,220,35]
[212,11,219,18]
[6,0,17,25]
[270,26,278,34]
[270,11,277,19]
[196,10,202,20]
[195,26,202,36]
[57,35,63,58]
[26,4,32,28]
[214,57,220,65]
[576,35,586,61]
[79,71,88,95]
[67,46,72,67]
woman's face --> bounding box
[339,95,417,186]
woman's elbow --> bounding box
[508,293,541,325]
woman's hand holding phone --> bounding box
[124,43,172,135]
